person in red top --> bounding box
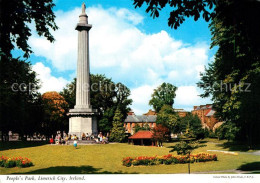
[50,135,54,144]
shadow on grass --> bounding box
[198,140,208,144]
[13,165,138,174]
[216,142,260,152]
[237,162,260,171]
[249,171,260,174]
[0,141,48,151]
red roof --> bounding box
[129,131,153,139]
[204,109,211,116]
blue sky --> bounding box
[14,0,215,114]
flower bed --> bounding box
[122,153,217,167]
[0,156,33,168]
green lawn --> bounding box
[0,139,260,174]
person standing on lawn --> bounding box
[73,140,78,149]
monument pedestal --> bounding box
[68,108,98,139]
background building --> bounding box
[128,131,156,146]
[124,109,188,134]
[124,111,157,134]
[192,104,223,130]
[174,109,188,117]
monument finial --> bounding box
[82,2,86,14]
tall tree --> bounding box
[149,82,177,112]
[0,0,58,57]
[152,124,169,146]
[198,0,260,146]
[0,0,58,141]
[0,55,41,141]
[156,104,179,133]
[42,91,68,138]
[179,113,205,139]
[59,78,76,110]
[109,108,125,142]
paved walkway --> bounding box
[207,149,260,156]
[250,151,260,155]
[231,150,260,156]
[191,169,255,174]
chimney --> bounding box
[127,111,135,115]
[206,104,212,108]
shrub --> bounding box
[0,156,8,167]
[0,156,33,168]
[4,158,16,168]
[15,157,33,168]
[122,157,133,167]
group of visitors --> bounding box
[49,131,109,146]
[81,133,94,140]
[49,132,69,145]
[97,132,109,144]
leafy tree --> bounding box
[0,54,41,141]
[90,74,116,112]
[149,83,177,113]
[133,0,215,29]
[98,108,115,133]
[0,0,57,141]
[198,0,260,147]
[179,113,205,139]
[60,78,76,109]
[114,82,133,120]
[109,108,125,142]
[42,91,68,138]
[156,105,179,133]
[134,124,142,133]
[60,75,132,133]
[134,123,151,133]
[0,0,58,57]
[215,122,239,141]
[152,124,169,146]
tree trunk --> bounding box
[0,131,3,142]
[248,122,253,149]
[188,152,191,174]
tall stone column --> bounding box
[75,6,91,109]
[68,3,98,139]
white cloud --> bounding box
[175,86,201,106]
[130,85,155,115]
[32,62,69,93]
[115,8,144,25]
[28,5,212,113]
[29,9,78,71]
[174,86,212,111]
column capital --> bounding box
[75,23,92,31]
